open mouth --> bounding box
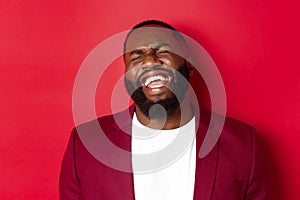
[142,74,171,89]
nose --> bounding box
[142,51,162,67]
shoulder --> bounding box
[201,110,257,161]
[75,107,133,134]
[202,109,256,144]
[221,115,256,147]
[72,107,133,150]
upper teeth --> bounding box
[144,75,169,87]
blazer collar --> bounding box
[116,103,216,132]
[113,104,219,200]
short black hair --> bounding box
[131,19,177,30]
[123,19,187,55]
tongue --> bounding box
[147,80,167,89]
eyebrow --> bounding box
[153,43,172,50]
[128,43,172,57]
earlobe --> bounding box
[189,66,194,77]
[185,57,194,77]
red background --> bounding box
[1,0,299,199]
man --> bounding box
[60,20,270,199]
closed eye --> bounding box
[131,56,141,61]
[156,49,171,57]
[129,49,144,61]
[157,50,169,54]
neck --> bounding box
[135,98,193,130]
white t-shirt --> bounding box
[132,113,196,200]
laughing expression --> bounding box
[124,26,188,103]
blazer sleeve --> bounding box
[245,128,271,200]
[59,128,83,200]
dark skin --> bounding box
[124,24,194,130]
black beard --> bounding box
[125,62,190,119]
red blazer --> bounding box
[60,106,270,199]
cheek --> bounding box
[124,56,139,82]
[125,66,138,83]
[164,55,185,69]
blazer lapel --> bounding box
[111,105,136,200]
[193,110,220,200]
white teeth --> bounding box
[150,84,164,88]
[144,75,169,87]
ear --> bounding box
[185,56,194,77]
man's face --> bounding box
[124,26,190,119]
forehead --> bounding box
[125,27,182,51]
